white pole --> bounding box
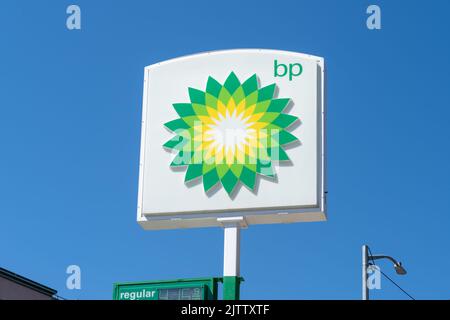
[223,226,240,277]
[218,217,245,300]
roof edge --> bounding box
[0,267,57,297]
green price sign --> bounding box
[113,277,221,301]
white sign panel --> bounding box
[137,49,326,229]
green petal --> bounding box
[275,130,299,145]
[244,91,258,108]
[221,170,239,195]
[164,119,189,131]
[257,84,276,102]
[188,87,206,105]
[230,164,243,178]
[239,166,256,190]
[224,72,241,95]
[185,164,203,182]
[192,103,209,116]
[216,164,229,179]
[170,151,192,167]
[218,87,232,105]
[253,101,271,114]
[163,135,185,150]
[267,99,290,113]
[272,114,298,128]
[205,93,218,110]
[203,168,220,192]
[257,160,276,177]
[173,103,195,117]
[258,112,279,123]
[231,87,245,105]
[242,74,258,95]
[268,146,290,161]
[206,76,222,97]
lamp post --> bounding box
[362,245,407,300]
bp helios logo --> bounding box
[163,72,300,197]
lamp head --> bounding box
[394,262,407,275]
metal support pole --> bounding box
[362,245,369,300]
[218,217,246,300]
[223,226,240,300]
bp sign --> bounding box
[137,49,326,230]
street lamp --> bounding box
[362,245,407,300]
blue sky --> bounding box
[0,0,449,300]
